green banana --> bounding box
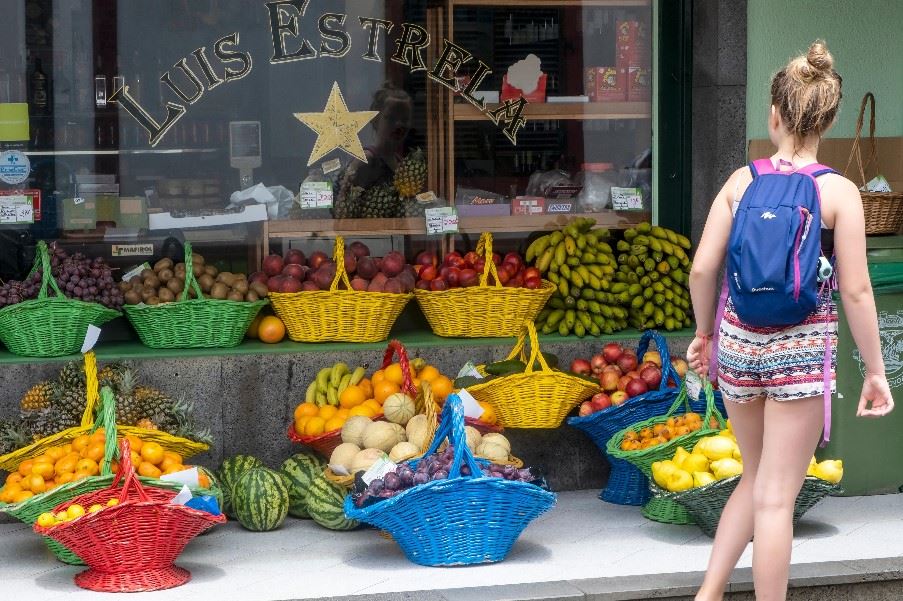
[337,373,352,396]
[549,230,564,247]
[565,236,577,256]
[316,368,332,394]
[537,248,554,273]
[526,235,550,262]
[305,381,318,405]
[315,391,327,406]
[349,366,366,386]
[327,387,339,406]
[554,241,567,267]
[330,362,349,389]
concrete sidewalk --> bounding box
[1,490,901,600]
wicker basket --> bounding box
[344,394,556,566]
[0,241,120,357]
[35,438,225,592]
[606,378,725,525]
[269,236,412,343]
[465,321,598,428]
[123,242,266,349]
[844,93,903,235]
[413,232,555,338]
[653,476,842,538]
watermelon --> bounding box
[232,467,290,532]
[216,455,264,516]
[280,452,326,519]
[306,472,360,531]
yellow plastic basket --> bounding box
[413,233,555,338]
[465,321,599,429]
[269,236,413,343]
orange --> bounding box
[90,429,106,444]
[85,443,105,463]
[45,447,65,461]
[384,363,405,386]
[335,408,350,420]
[55,473,74,485]
[6,473,23,485]
[18,460,34,477]
[374,381,400,404]
[359,378,373,399]
[164,464,186,475]
[303,417,326,437]
[477,401,497,426]
[339,385,366,409]
[137,462,162,479]
[72,434,91,453]
[31,461,55,480]
[26,474,46,494]
[246,314,263,339]
[12,491,34,503]
[371,370,385,385]
[418,365,440,383]
[125,435,144,453]
[411,377,422,390]
[198,472,211,489]
[318,405,338,420]
[76,458,99,476]
[140,442,164,466]
[362,399,382,415]
[349,405,376,418]
[163,451,183,464]
[73,470,91,481]
[130,450,142,465]
[324,416,345,432]
[431,375,453,400]
[1,483,22,503]
[160,457,180,472]
[257,316,286,344]
[294,402,319,419]
[110,461,119,474]
[62,443,73,454]
[294,415,311,435]
[55,455,78,476]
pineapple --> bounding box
[114,369,145,426]
[20,381,53,412]
[133,386,172,422]
[98,362,130,391]
[160,397,213,445]
[0,421,28,455]
[49,383,87,425]
[360,183,402,218]
[58,361,86,391]
[20,408,78,442]
[136,418,158,430]
[393,148,427,198]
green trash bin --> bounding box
[820,236,903,496]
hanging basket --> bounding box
[606,378,725,525]
[344,394,556,566]
[844,93,903,235]
[464,321,598,428]
[0,241,120,357]
[123,242,266,349]
[269,236,412,343]
[413,232,555,338]
[35,438,225,592]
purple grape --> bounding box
[517,468,533,481]
[367,479,385,495]
[383,472,400,491]
[460,465,471,476]
[413,472,429,486]
[432,470,448,481]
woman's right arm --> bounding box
[831,177,894,416]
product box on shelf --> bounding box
[512,196,544,215]
[627,67,652,102]
[59,194,118,230]
[455,188,510,217]
[117,196,149,229]
[585,67,627,103]
[501,73,547,104]
[616,20,650,68]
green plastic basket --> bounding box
[652,476,843,537]
[0,241,120,357]
[123,242,266,349]
[606,378,725,525]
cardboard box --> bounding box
[627,67,651,102]
[616,20,651,68]
[59,194,118,230]
[456,203,510,217]
[118,196,148,229]
[587,67,627,102]
[512,196,544,215]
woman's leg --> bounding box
[695,396,765,601]
[752,396,825,600]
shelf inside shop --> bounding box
[452,102,651,121]
[451,0,650,7]
[267,211,649,239]
[23,148,222,156]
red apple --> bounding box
[284,248,306,266]
[445,254,465,270]
[300,281,319,291]
[503,252,522,268]
[524,267,541,281]
[262,254,284,277]
[491,252,501,266]
[625,378,649,398]
[343,252,357,275]
[459,269,479,287]
[671,357,689,379]
[524,277,542,289]
[415,280,432,291]
[463,251,479,268]
[280,277,302,293]
[473,258,486,275]
[415,250,438,268]
[642,350,662,367]
[446,267,461,288]
[640,365,663,389]
[570,358,592,376]
[610,391,628,406]
[282,263,305,281]
[600,370,620,392]
[602,342,624,364]
[419,265,438,282]
[618,374,633,392]
[249,271,268,285]
[590,392,612,412]
[496,269,511,285]
[350,277,369,291]
[308,251,329,270]
[267,275,285,292]
[590,354,607,374]
[430,278,448,291]
[506,275,524,288]
[617,352,639,374]
[579,401,594,417]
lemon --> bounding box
[813,459,843,484]
[651,460,679,488]
[36,512,56,528]
[701,436,737,461]
[55,511,69,522]
[66,504,86,520]
[682,453,710,473]
[665,468,694,492]
[106,498,120,507]
[672,447,690,469]
[693,471,717,487]
[88,504,104,513]
[711,458,743,479]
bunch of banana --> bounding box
[528,217,629,337]
[304,362,367,407]
[615,222,694,331]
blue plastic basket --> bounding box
[344,395,557,567]
[568,331,727,506]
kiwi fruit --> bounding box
[191,253,205,266]
[198,273,215,293]
[192,263,205,278]
[158,268,174,283]
[141,287,156,302]
[232,280,249,295]
[250,282,269,298]
[227,290,245,302]
[210,282,229,300]
[166,277,184,295]
[131,278,144,291]
[140,268,155,280]
[143,275,161,290]
[154,258,173,273]
[174,262,186,272]
[245,290,260,302]
[124,290,141,305]
[117,281,131,293]
[146,296,160,306]
[158,288,176,303]
[204,265,218,277]
[217,272,236,287]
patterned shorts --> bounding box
[717,295,837,403]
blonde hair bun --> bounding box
[806,40,834,74]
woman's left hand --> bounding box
[686,334,712,376]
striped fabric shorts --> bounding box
[716,294,837,403]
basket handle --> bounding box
[178,242,205,302]
[328,236,353,292]
[415,380,439,455]
[111,437,150,503]
[699,377,726,430]
[502,321,550,374]
[417,394,483,479]
[27,241,65,301]
[475,232,504,288]
[843,92,879,189]
[91,386,120,477]
[635,330,681,390]
[381,339,418,397]
[79,352,100,427]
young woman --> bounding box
[687,41,894,601]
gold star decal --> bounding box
[294,82,378,166]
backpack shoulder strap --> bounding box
[797,163,837,178]
[749,159,775,178]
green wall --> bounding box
[747,0,903,140]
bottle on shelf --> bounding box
[29,57,49,114]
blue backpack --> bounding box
[725,158,835,326]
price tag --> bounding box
[456,389,485,420]
[361,457,398,485]
[0,196,34,224]
[160,467,200,488]
[424,206,459,235]
[321,158,342,175]
[328,464,350,477]
[73,197,85,206]
[610,187,644,211]
[170,485,193,506]
[685,369,703,402]
[456,361,483,380]
[81,325,101,354]
[300,181,333,209]
[122,262,151,283]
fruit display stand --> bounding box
[651,476,842,538]
[123,242,267,349]
[344,394,556,566]
[269,236,412,343]
[465,321,598,428]
[413,232,555,338]
[0,241,120,357]
[606,379,725,525]
[35,438,225,593]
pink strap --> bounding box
[708,275,730,383]
[751,158,776,176]
[796,163,833,177]
[819,278,832,447]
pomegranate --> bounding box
[262,254,284,277]
[415,251,438,268]
[446,267,461,288]
[356,256,378,280]
[284,248,306,266]
[282,264,305,281]
[266,275,284,292]
[350,277,369,291]
[349,241,370,258]
[343,253,357,275]
[381,251,406,278]
[524,277,542,289]
[430,278,448,291]
[280,277,302,293]
[308,251,329,270]
[249,271,268,285]
[300,281,319,291]
[384,278,404,294]
[419,265,438,282]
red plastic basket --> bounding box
[35,439,225,593]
